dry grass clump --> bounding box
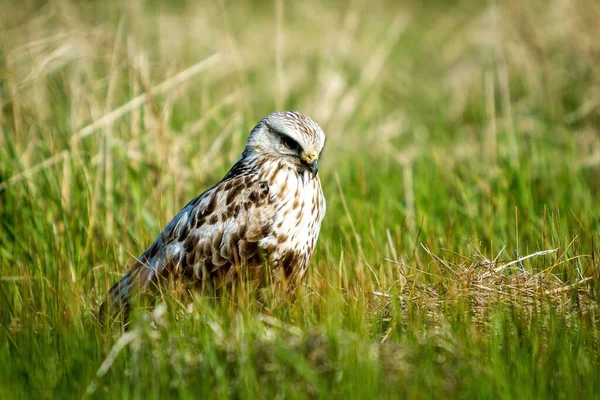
[368,246,596,332]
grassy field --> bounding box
[1,0,600,398]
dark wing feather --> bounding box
[100,163,275,318]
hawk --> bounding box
[100,111,326,320]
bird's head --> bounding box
[244,111,326,178]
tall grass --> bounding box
[1,0,599,398]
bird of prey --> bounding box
[100,111,326,320]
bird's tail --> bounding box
[98,270,136,327]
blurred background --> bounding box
[2,0,599,305]
[2,0,600,309]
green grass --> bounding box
[1,0,600,398]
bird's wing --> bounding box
[103,167,276,309]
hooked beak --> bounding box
[301,159,319,179]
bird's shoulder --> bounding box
[182,167,275,239]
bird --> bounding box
[100,111,326,322]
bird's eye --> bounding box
[279,133,301,152]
